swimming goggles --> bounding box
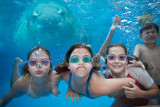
[69,56,92,63]
[20,59,51,66]
[105,55,136,61]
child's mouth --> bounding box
[77,66,86,69]
[113,65,121,69]
[149,37,155,40]
[35,70,43,74]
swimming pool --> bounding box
[0,0,160,106]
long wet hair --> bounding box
[55,43,101,74]
[21,46,52,76]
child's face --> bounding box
[141,27,159,44]
[68,48,93,78]
[28,50,50,78]
[107,46,127,77]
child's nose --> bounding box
[79,59,84,64]
[115,58,119,62]
[148,32,152,35]
[36,62,42,68]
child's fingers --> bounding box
[125,94,133,98]
[77,95,81,101]
[14,57,23,65]
[53,90,60,97]
[71,96,74,103]
[122,86,132,91]
[80,95,83,98]
[66,94,69,101]
[125,91,135,99]
[129,81,137,87]
[56,91,60,96]
[127,64,133,67]
[19,59,23,63]
[52,85,60,97]
[129,60,136,64]
[53,85,58,92]
[73,95,79,103]
[75,93,81,102]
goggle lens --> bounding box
[83,56,92,63]
[107,55,114,60]
[29,60,37,66]
[106,55,127,61]
[69,56,79,63]
[119,55,127,61]
[69,56,92,63]
[28,59,50,66]
[41,59,50,66]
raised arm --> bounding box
[10,57,22,87]
[98,15,121,57]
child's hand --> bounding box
[51,85,60,97]
[112,15,121,28]
[122,82,142,99]
[128,60,145,69]
[66,88,82,103]
[14,57,23,65]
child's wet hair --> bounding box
[55,43,101,74]
[27,46,51,60]
[106,43,128,55]
[65,43,93,63]
[21,46,52,76]
[140,23,159,38]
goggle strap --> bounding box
[69,56,92,63]
[126,55,136,59]
[19,61,28,65]
[105,55,136,60]
[19,60,51,66]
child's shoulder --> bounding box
[126,67,140,79]
[127,66,144,72]
[11,75,30,92]
[135,44,144,48]
[127,66,148,76]
[17,75,30,86]
[92,70,105,79]
[135,44,148,51]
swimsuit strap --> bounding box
[85,69,94,99]
[68,69,95,99]
[68,72,73,90]
[27,77,38,98]
[28,77,32,88]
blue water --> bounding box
[0,0,160,106]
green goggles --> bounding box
[69,56,92,63]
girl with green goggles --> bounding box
[69,56,92,63]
